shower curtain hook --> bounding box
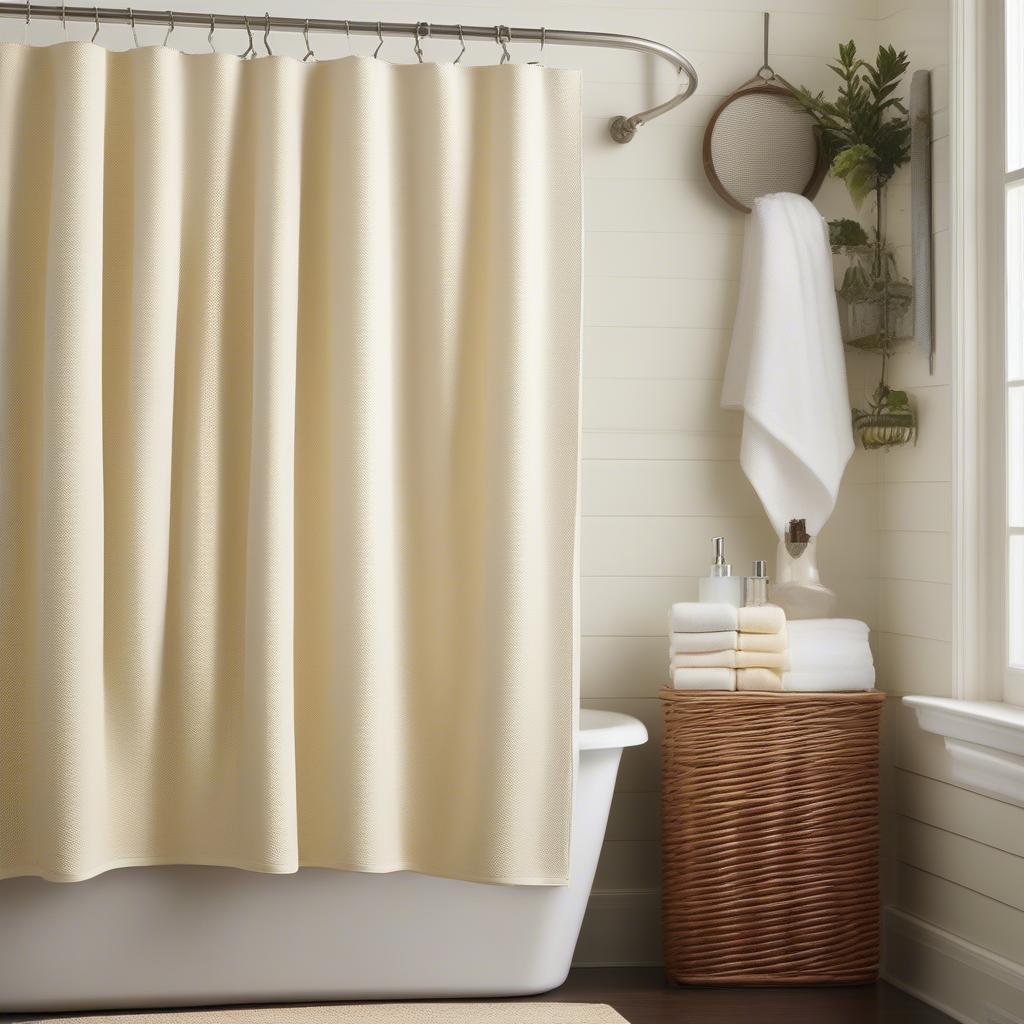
[22,0,29,44]
[60,2,68,40]
[128,8,140,48]
[207,13,216,53]
[240,15,255,58]
[453,24,465,64]
[373,21,384,59]
[413,22,428,64]
[496,25,511,64]
[302,19,315,62]
[162,10,174,47]
[91,7,100,43]
[263,12,272,56]
[344,19,351,55]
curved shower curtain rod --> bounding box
[0,3,698,143]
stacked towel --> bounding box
[669,603,789,691]
[783,618,875,691]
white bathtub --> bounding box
[0,709,646,1011]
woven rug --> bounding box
[30,1005,628,1024]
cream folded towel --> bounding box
[672,650,737,669]
[737,629,788,653]
[737,667,783,691]
[672,650,790,671]
[672,667,737,691]
[670,603,739,633]
[737,605,786,634]
[783,667,875,692]
[670,630,739,654]
[736,650,790,670]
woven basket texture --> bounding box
[661,689,885,986]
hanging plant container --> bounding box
[835,245,913,349]
[852,384,917,450]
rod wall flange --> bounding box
[609,115,638,144]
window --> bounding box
[999,0,1024,703]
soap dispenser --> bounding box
[698,536,745,607]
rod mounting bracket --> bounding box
[609,115,638,144]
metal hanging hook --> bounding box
[413,22,429,64]
[453,24,466,64]
[373,21,384,59]
[757,11,775,80]
[496,25,511,65]
[161,10,174,47]
[128,8,140,48]
[22,0,29,43]
[263,12,272,56]
[302,19,315,61]
[240,15,255,58]
[207,13,216,52]
[344,19,351,55]
[60,1,68,39]
[91,6,99,42]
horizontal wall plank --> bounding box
[873,632,953,697]
[876,530,952,584]
[581,636,666,699]
[583,378,739,434]
[895,771,1024,859]
[581,431,739,461]
[583,460,761,516]
[594,840,662,891]
[583,578,696,638]
[875,579,952,642]
[879,482,953,533]
[892,863,1024,965]
[574,890,662,967]
[605,791,660,842]
[584,276,739,330]
[896,818,1024,913]
[582,326,729,381]
[582,697,662,794]
[582,515,775,577]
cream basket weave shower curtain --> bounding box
[0,42,582,885]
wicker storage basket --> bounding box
[661,688,885,986]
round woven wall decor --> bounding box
[703,84,827,214]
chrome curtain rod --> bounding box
[0,2,698,142]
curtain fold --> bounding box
[0,42,583,885]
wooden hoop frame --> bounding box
[702,84,828,214]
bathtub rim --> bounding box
[578,708,647,751]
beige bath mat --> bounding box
[30,1004,628,1024]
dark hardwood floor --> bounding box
[521,967,954,1024]
[2,968,954,1023]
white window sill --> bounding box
[903,697,1024,806]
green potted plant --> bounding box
[797,42,917,449]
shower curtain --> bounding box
[0,42,582,885]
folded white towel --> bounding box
[737,667,783,691]
[670,603,738,634]
[670,630,738,655]
[721,192,854,538]
[787,618,868,638]
[737,629,788,653]
[672,650,791,671]
[671,667,736,691]
[783,667,876,692]
[787,617,873,672]
[737,605,786,635]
